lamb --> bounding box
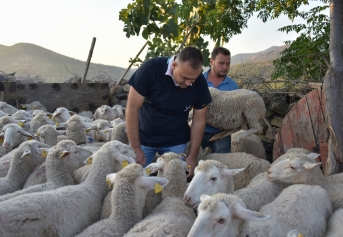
[111,121,128,144]
[0,140,90,202]
[65,114,88,145]
[22,140,93,188]
[231,130,267,159]
[51,107,75,123]
[28,112,56,134]
[0,140,136,237]
[124,152,196,237]
[78,110,94,119]
[74,163,168,237]
[0,102,18,114]
[93,105,121,121]
[205,87,266,143]
[326,208,343,237]
[267,152,343,210]
[20,101,48,112]
[183,159,244,209]
[0,140,50,195]
[110,117,125,127]
[0,115,25,131]
[0,149,19,177]
[85,119,112,142]
[112,104,125,119]
[201,152,271,190]
[35,124,66,146]
[187,193,270,237]
[247,184,332,237]
[234,172,290,211]
[11,110,33,122]
[73,140,137,184]
[0,123,35,152]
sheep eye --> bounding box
[218,218,225,224]
[289,166,296,170]
[210,177,217,181]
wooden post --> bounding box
[81,37,96,83]
[110,40,148,95]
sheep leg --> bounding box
[209,128,241,142]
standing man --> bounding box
[126,46,212,177]
[201,47,239,153]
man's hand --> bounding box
[135,148,146,167]
[186,156,197,178]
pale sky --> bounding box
[0,0,328,69]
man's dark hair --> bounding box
[176,46,203,69]
[211,47,231,60]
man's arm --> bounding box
[126,86,146,166]
[186,106,208,177]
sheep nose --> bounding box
[183,195,191,205]
[267,170,271,174]
[3,142,11,150]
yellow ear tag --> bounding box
[0,138,4,143]
[104,129,108,133]
[55,122,59,127]
[85,129,90,133]
[154,183,162,194]
[87,157,93,165]
[41,150,48,158]
[106,179,112,189]
[36,132,40,136]
[27,136,32,140]
[22,105,26,109]
[18,122,24,127]
[188,165,191,170]
[146,168,151,175]
[122,160,128,168]
[298,235,303,237]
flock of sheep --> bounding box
[0,88,341,236]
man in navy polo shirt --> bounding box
[126,47,212,177]
[201,47,239,153]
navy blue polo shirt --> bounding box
[128,56,212,147]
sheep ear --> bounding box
[136,176,169,190]
[68,111,76,116]
[303,162,321,170]
[113,152,135,165]
[106,173,117,188]
[234,203,271,221]
[200,194,211,202]
[20,129,34,138]
[306,153,320,160]
[222,168,245,177]
[145,159,165,175]
[55,129,66,135]
[46,113,53,119]
[36,148,51,158]
[59,150,70,158]
[21,149,31,158]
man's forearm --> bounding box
[125,107,141,150]
[188,117,206,160]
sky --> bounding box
[0,0,328,69]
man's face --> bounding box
[172,61,202,89]
[210,53,230,78]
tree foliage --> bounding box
[119,0,255,66]
[257,1,330,81]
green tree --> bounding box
[119,0,255,66]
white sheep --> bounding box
[124,153,196,237]
[0,102,18,114]
[0,115,25,131]
[112,104,125,119]
[0,140,50,195]
[234,172,290,211]
[28,113,56,134]
[78,110,94,119]
[0,149,19,177]
[183,159,244,209]
[231,129,267,159]
[51,107,76,123]
[0,140,90,202]
[110,117,125,127]
[85,119,112,142]
[247,184,332,237]
[73,141,137,184]
[11,110,33,122]
[35,124,67,146]
[20,101,48,112]
[74,163,168,237]
[0,123,35,152]
[111,121,128,144]
[0,140,136,237]
[205,88,266,143]
[22,140,93,188]
[202,152,271,190]
[64,114,88,145]
[326,208,343,237]
[93,105,120,121]
[187,193,270,237]
[267,152,343,211]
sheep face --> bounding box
[59,143,92,174]
[183,161,244,209]
[267,153,321,184]
[52,107,74,123]
[188,194,270,237]
[0,102,17,114]
[95,105,119,121]
[0,124,34,151]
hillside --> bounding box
[0,43,135,83]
